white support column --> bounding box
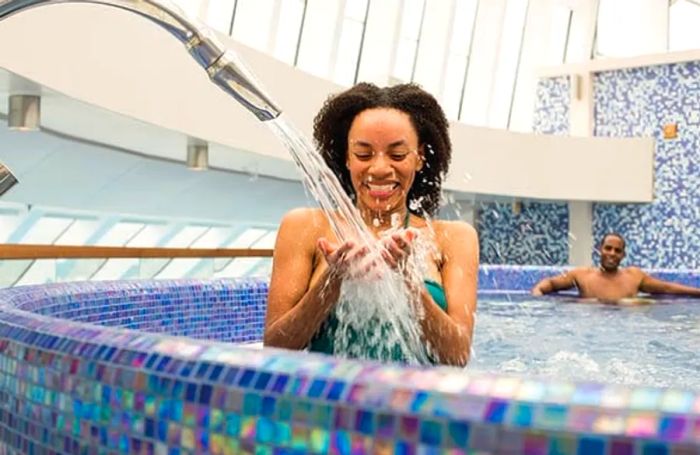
[568,70,595,265]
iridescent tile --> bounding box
[567,407,599,432]
[330,430,352,454]
[609,439,634,455]
[510,403,533,427]
[225,412,240,438]
[292,401,312,424]
[659,390,694,414]
[658,416,688,441]
[376,413,396,439]
[333,406,353,431]
[253,372,272,391]
[630,388,662,411]
[399,416,420,440]
[196,428,210,452]
[535,405,567,430]
[543,381,575,404]
[167,422,182,446]
[198,406,211,427]
[577,437,607,455]
[276,398,293,422]
[181,427,195,450]
[355,410,374,435]
[467,423,497,451]
[626,413,658,438]
[241,416,257,441]
[390,388,414,412]
[641,442,669,455]
[256,416,275,444]
[571,384,604,407]
[394,440,416,455]
[260,396,276,418]
[274,421,292,446]
[291,423,310,450]
[312,404,332,430]
[592,410,626,435]
[310,428,330,453]
[183,403,197,427]
[307,379,327,399]
[209,433,225,454]
[491,377,521,399]
[419,420,442,446]
[271,375,289,394]
[483,400,508,424]
[466,376,493,396]
[441,420,469,448]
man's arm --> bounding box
[639,273,700,297]
[532,270,578,296]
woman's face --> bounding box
[346,108,423,215]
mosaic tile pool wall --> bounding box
[0,274,698,454]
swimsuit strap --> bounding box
[403,210,410,228]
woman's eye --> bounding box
[391,154,408,161]
[353,153,372,160]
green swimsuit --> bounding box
[308,213,447,364]
[307,279,447,363]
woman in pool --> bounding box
[263,83,478,366]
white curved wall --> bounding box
[0,2,654,203]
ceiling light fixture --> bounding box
[8,94,40,131]
[186,142,208,171]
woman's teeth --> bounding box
[368,184,395,191]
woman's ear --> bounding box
[416,145,425,171]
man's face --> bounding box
[599,236,625,272]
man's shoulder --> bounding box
[569,266,597,277]
[621,266,646,277]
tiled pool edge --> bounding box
[0,272,698,454]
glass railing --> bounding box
[0,244,273,287]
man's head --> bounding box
[598,233,626,272]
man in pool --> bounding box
[531,233,700,300]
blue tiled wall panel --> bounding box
[593,62,700,269]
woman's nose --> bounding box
[368,154,393,175]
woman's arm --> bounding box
[414,221,478,367]
[264,209,368,349]
[264,209,340,349]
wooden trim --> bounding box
[0,244,273,259]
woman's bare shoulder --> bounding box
[281,207,326,225]
[432,219,478,242]
[275,207,328,255]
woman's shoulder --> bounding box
[279,208,329,238]
[281,207,326,224]
[431,219,477,241]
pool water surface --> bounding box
[471,292,700,389]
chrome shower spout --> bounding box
[0,0,282,121]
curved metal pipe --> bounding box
[0,0,281,121]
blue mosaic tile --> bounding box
[593,62,700,269]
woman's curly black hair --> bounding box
[313,82,451,217]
